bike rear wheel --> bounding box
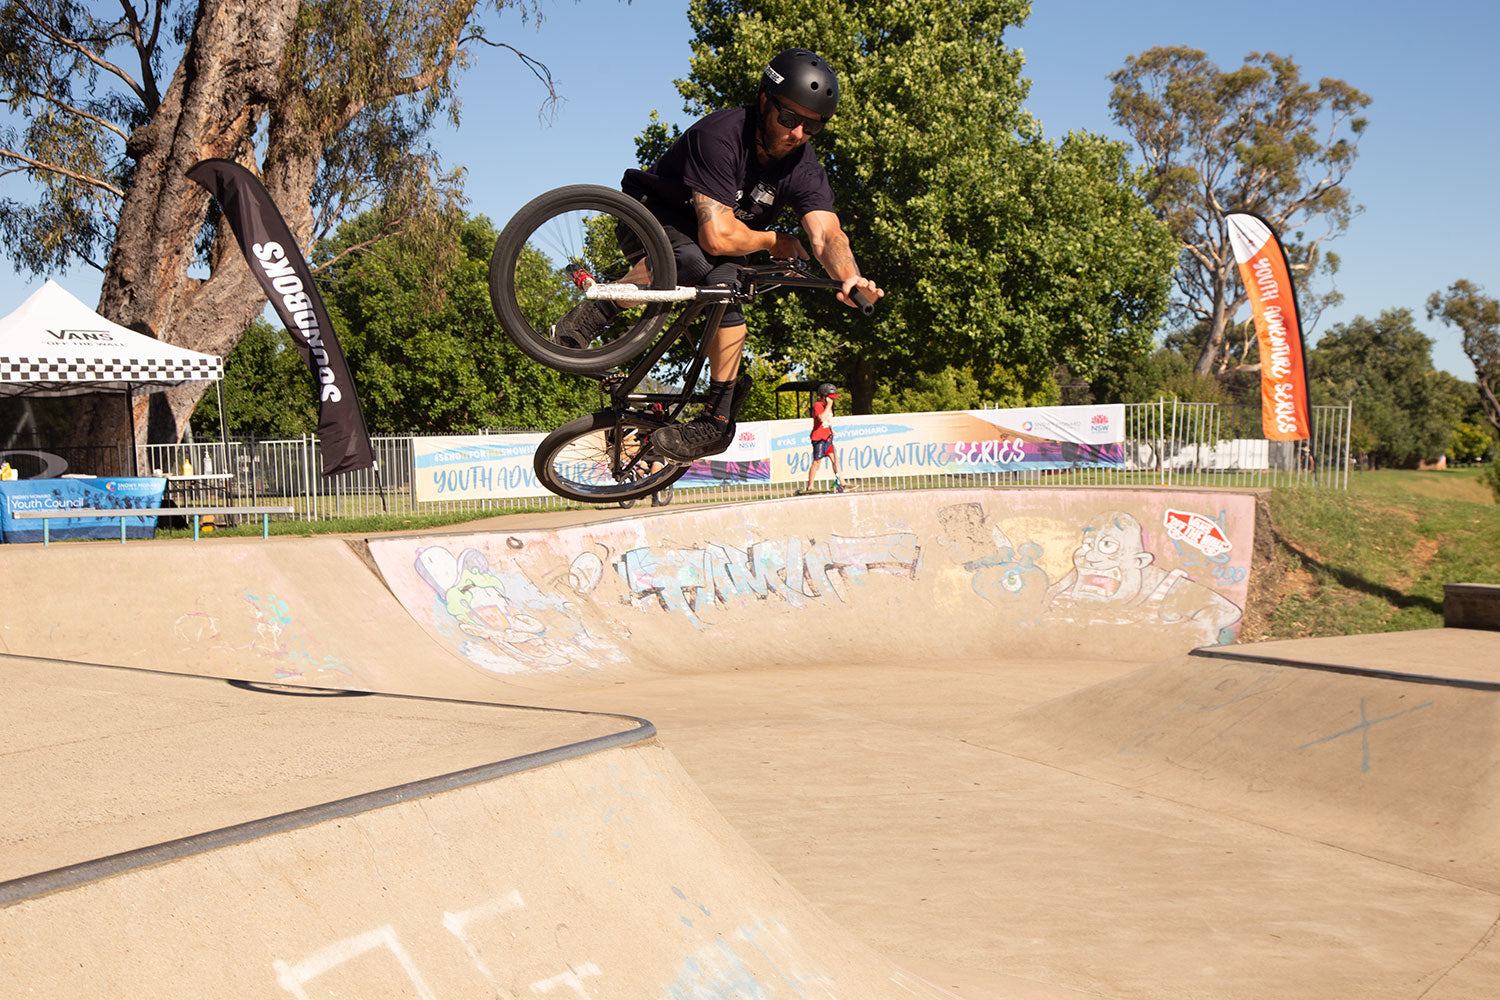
[490,185,678,374]
[534,409,688,504]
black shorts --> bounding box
[812,438,835,461]
[618,201,747,327]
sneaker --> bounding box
[550,299,620,349]
[653,413,732,462]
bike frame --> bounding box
[552,260,864,485]
[590,261,851,470]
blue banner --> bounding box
[0,478,167,543]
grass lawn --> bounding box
[1253,466,1500,639]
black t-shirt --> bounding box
[623,105,835,232]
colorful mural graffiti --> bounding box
[369,489,1257,680]
[613,533,920,628]
[937,499,1248,646]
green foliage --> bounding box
[871,366,984,414]
[634,110,682,169]
[1427,279,1500,436]
[1449,422,1492,464]
[1109,48,1370,374]
[660,0,1177,411]
[1308,309,1463,468]
[190,319,320,438]
[1092,346,1189,403]
[1486,461,1500,502]
[310,210,596,433]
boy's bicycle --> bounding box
[487,184,874,505]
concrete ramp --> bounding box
[0,658,947,999]
[6,743,949,999]
[990,629,1500,894]
[21,486,1498,998]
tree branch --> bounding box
[310,227,401,274]
[117,0,164,110]
[0,147,125,198]
[10,88,131,141]
[13,0,149,104]
[461,35,561,121]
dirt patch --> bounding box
[1238,492,1284,641]
[1388,534,1442,592]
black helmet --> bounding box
[816,382,840,398]
[762,49,839,120]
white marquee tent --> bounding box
[0,280,225,475]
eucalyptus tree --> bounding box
[1,0,556,448]
[1110,47,1370,377]
[1427,279,1500,436]
[1309,309,1463,468]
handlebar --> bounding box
[849,286,875,316]
[755,259,878,316]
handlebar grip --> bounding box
[850,286,876,316]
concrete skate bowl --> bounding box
[8,485,1498,997]
[359,486,1264,692]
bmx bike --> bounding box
[488,183,874,505]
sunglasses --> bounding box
[767,95,827,136]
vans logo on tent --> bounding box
[47,328,117,342]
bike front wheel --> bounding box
[490,185,678,375]
[534,409,688,504]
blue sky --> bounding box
[5,0,1494,380]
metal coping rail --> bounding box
[1189,646,1500,692]
[0,660,656,908]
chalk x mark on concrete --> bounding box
[1297,697,1434,773]
[273,924,437,1000]
[530,963,602,996]
[442,889,527,989]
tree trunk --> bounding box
[70,0,301,453]
[1478,375,1500,436]
[1194,266,1234,377]
[849,357,877,415]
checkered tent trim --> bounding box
[0,355,223,383]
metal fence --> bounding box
[136,400,1353,524]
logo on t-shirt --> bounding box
[735,183,777,222]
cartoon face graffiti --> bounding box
[414,545,565,666]
[971,543,1049,623]
[1063,511,1154,603]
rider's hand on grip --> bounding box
[850,287,876,316]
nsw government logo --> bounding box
[1090,413,1111,434]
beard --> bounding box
[756,105,800,160]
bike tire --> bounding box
[534,409,689,504]
[489,185,678,375]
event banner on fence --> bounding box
[412,404,1125,502]
[766,404,1125,481]
[414,434,551,502]
[0,477,166,543]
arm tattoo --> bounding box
[821,232,858,281]
[692,192,732,230]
